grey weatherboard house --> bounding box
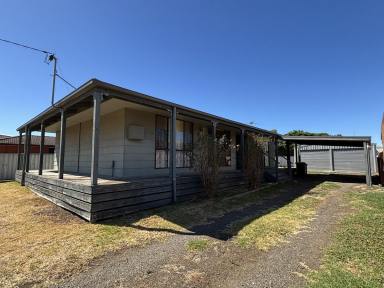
[15,79,281,222]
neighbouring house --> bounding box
[0,134,55,153]
[379,113,384,185]
[0,135,55,180]
[15,79,281,222]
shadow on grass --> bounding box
[99,173,367,241]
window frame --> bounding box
[176,119,194,168]
[155,115,169,169]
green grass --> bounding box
[187,239,210,251]
[308,186,384,288]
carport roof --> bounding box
[282,136,371,147]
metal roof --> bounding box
[16,79,280,138]
[0,135,55,146]
[282,135,371,147]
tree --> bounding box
[193,131,233,197]
[270,129,337,156]
[244,133,268,189]
[286,130,329,136]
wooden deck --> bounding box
[15,170,248,222]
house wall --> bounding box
[122,108,238,178]
[55,106,238,179]
[56,109,125,178]
[123,108,166,178]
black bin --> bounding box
[296,162,307,176]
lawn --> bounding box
[0,180,339,287]
[308,184,384,288]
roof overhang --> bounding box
[17,79,281,138]
[282,135,371,147]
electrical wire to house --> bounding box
[0,37,77,106]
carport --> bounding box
[282,136,373,186]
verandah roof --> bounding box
[16,79,280,138]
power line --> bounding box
[0,37,76,90]
[0,37,53,55]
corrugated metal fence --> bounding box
[0,153,54,180]
[299,144,378,174]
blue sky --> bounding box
[0,0,383,144]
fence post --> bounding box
[17,131,22,170]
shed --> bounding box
[282,136,374,186]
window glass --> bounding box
[155,115,168,168]
[176,120,193,168]
[176,120,184,150]
[155,116,193,168]
[184,121,193,151]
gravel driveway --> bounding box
[54,179,352,288]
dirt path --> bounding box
[56,182,352,288]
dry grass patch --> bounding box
[232,182,340,250]
[0,182,185,287]
[0,180,342,287]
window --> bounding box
[217,130,231,166]
[155,115,168,168]
[155,116,194,169]
[176,120,193,168]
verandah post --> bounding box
[212,121,218,173]
[170,106,177,202]
[38,121,45,175]
[286,141,292,178]
[364,142,372,186]
[240,128,245,172]
[274,137,279,182]
[58,109,67,179]
[25,128,31,173]
[91,92,102,186]
[21,127,29,186]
